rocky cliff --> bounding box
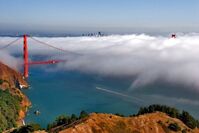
[0,62,31,126]
[54,112,199,133]
[0,62,28,88]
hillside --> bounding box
[0,62,31,131]
[51,112,199,133]
[0,62,28,89]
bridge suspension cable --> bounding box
[0,37,21,50]
[0,35,82,78]
[29,36,83,56]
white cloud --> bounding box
[0,50,22,70]
[1,34,199,90]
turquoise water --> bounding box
[23,66,140,127]
[23,65,199,128]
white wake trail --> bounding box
[96,87,145,104]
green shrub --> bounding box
[11,123,42,133]
[182,129,187,133]
[79,110,88,119]
[137,104,199,129]
[0,79,3,85]
[70,114,78,122]
[0,89,21,132]
[137,104,180,118]
[11,125,34,133]
[47,110,89,131]
[115,113,124,117]
[168,123,181,132]
[56,115,70,125]
[180,111,198,129]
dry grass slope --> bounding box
[58,112,199,133]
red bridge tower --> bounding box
[23,35,29,78]
[22,34,65,78]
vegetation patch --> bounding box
[157,120,170,133]
[11,123,41,133]
[182,129,187,133]
[47,110,88,132]
[115,113,124,117]
[168,122,181,132]
[0,79,3,85]
[0,89,21,132]
[137,104,199,129]
[0,79,9,86]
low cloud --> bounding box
[1,34,199,90]
[54,34,199,90]
[0,50,22,70]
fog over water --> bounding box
[1,34,199,90]
[0,34,199,126]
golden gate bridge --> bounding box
[0,34,81,78]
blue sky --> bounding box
[0,0,199,34]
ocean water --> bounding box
[23,65,199,128]
[23,65,139,127]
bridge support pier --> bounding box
[23,35,29,78]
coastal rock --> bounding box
[0,62,28,88]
